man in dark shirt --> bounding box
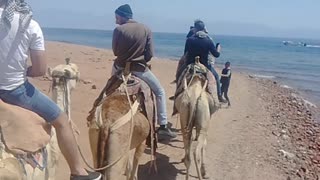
[220,62,232,106]
[184,20,225,102]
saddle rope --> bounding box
[70,74,136,171]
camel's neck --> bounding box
[51,81,72,121]
[52,86,67,112]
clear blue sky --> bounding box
[28,0,320,39]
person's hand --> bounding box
[147,63,152,70]
[216,43,222,52]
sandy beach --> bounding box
[28,41,319,180]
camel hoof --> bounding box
[201,166,209,179]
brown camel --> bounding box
[88,72,154,180]
[174,57,218,180]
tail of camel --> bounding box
[174,57,218,180]
[0,58,79,180]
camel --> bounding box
[87,68,154,180]
[0,58,79,180]
[174,57,218,180]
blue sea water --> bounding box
[43,28,320,106]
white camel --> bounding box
[174,57,218,180]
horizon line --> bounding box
[42,26,320,41]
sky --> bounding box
[28,0,320,39]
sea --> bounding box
[43,28,320,108]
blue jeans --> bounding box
[0,81,62,122]
[112,65,168,125]
[208,64,222,96]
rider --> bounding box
[184,20,225,102]
[111,4,176,138]
[0,1,101,179]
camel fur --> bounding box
[174,58,218,180]
[0,59,79,180]
[88,74,152,180]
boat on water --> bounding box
[282,41,307,47]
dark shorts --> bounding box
[0,81,62,122]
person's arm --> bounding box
[27,50,46,77]
[112,28,120,56]
[184,38,191,54]
[220,69,231,77]
[27,20,46,77]
[144,29,154,62]
[209,40,220,58]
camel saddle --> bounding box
[175,63,216,97]
[0,100,51,155]
[172,63,217,116]
[87,70,157,147]
[88,69,155,124]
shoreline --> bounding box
[42,41,319,179]
[47,40,320,109]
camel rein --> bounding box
[184,69,208,133]
[68,75,136,171]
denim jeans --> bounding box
[208,64,222,97]
[0,81,62,122]
[112,65,168,125]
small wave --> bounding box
[249,74,276,79]
[291,93,318,108]
[56,40,73,44]
[306,45,320,48]
[281,85,292,89]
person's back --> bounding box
[0,8,44,90]
[185,32,216,67]
[184,21,220,67]
[113,20,153,71]
[112,4,176,138]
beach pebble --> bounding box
[282,134,290,140]
[279,149,295,159]
[81,79,92,84]
[91,85,97,89]
[272,131,280,137]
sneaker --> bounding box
[218,96,227,103]
[70,170,102,180]
[157,127,177,138]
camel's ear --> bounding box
[195,56,200,64]
[47,67,52,77]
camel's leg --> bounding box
[182,129,192,180]
[47,129,60,180]
[129,143,146,180]
[201,138,208,179]
[194,94,210,180]
[104,134,129,180]
[125,152,133,180]
[104,155,127,180]
[194,133,205,180]
[179,106,193,180]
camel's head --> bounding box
[47,59,80,110]
[48,58,80,91]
